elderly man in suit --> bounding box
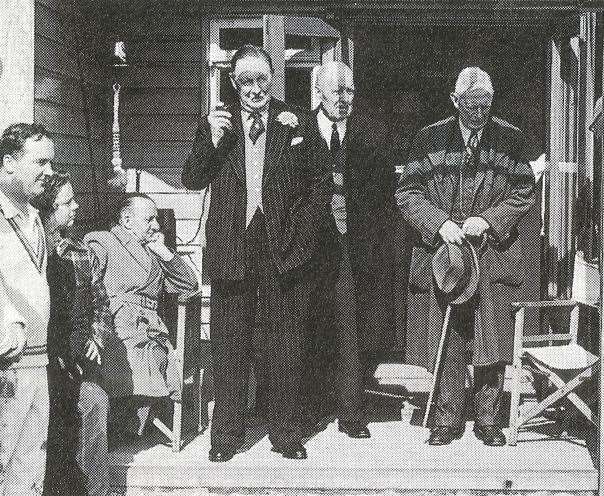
[85,193,198,443]
[303,61,396,439]
[396,67,536,446]
[0,123,54,495]
[182,45,330,462]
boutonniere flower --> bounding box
[277,111,299,128]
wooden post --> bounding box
[0,0,35,131]
[263,15,285,101]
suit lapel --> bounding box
[309,108,332,169]
[228,106,246,184]
[263,100,291,186]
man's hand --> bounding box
[84,339,101,365]
[146,232,175,261]
[207,110,233,147]
[1,322,26,359]
[461,216,490,238]
[439,220,465,245]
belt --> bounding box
[118,293,158,311]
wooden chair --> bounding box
[508,254,600,445]
[152,295,207,452]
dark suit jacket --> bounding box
[307,107,397,275]
[396,115,536,369]
[182,99,332,281]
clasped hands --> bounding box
[438,217,490,245]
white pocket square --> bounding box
[291,137,303,146]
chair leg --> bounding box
[172,400,182,453]
[509,361,522,446]
[543,366,596,425]
[508,308,525,446]
[518,367,592,427]
[198,367,206,433]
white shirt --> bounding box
[317,110,346,148]
[0,188,42,249]
[459,121,484,147]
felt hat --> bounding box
[432,239,480,305]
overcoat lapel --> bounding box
[111,225,152,277]
[263,100,291,186]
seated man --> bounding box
[85,193,198,441]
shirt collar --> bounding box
[0,187,38,221]
[458,120,484,146]
[317,109,347,142]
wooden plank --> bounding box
[120,115,199,142]
[263,15,285,100]
[121,14,200,42]
[121,89,200,115]
[0,0,35,129]
[51,135,92,165]
[51,163,98,193]
[34,34,79,78]
[128,41,204,63]
[35,101,88,137]
[34,71,84,107]
[121,141,192,170]
[35,2,64,44]
[122,65,202,89]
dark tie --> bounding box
[465,130,479,166]
[248,112,265,144]
[330,122,341,155]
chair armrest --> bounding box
[511,299,577,310]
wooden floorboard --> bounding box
[109,417,597,492]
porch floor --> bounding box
[109,396,597,493]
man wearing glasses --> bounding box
[182,45,331,462]
[396,67,535,446]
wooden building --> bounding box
[1,0,604,493]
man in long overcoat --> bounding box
[181,45,331,462]
[396,67,536,446]
[85,193,199,441]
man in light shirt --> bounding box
[0,123,54,494]
[397,67,536,446]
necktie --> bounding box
[248,112,265,144]
[465,130,479,166]
[330,122,341,155]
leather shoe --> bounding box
[272,442,307,460]
[428,426,464,446]
[209,446,236,462]
[338,421,371,439]
[473,425,506,446]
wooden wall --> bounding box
[34,0,112,230]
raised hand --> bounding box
[208,110,233,147]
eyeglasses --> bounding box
[55,197,77,208]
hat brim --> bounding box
[449,240,480,305]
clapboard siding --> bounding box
[121,88,201,115]
[34,0,111,227]
[116,11,206,262]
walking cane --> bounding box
[423,304,453,428]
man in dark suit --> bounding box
[396,67,536,446]
[182,45,330,462]
[304,61,396,439]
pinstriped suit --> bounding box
[182,98,332,449]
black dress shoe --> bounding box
[272,442,307,460]
[473,425,506,446]
[209,446,236,462]
[338,421,371,439]
[428,426,464,446]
